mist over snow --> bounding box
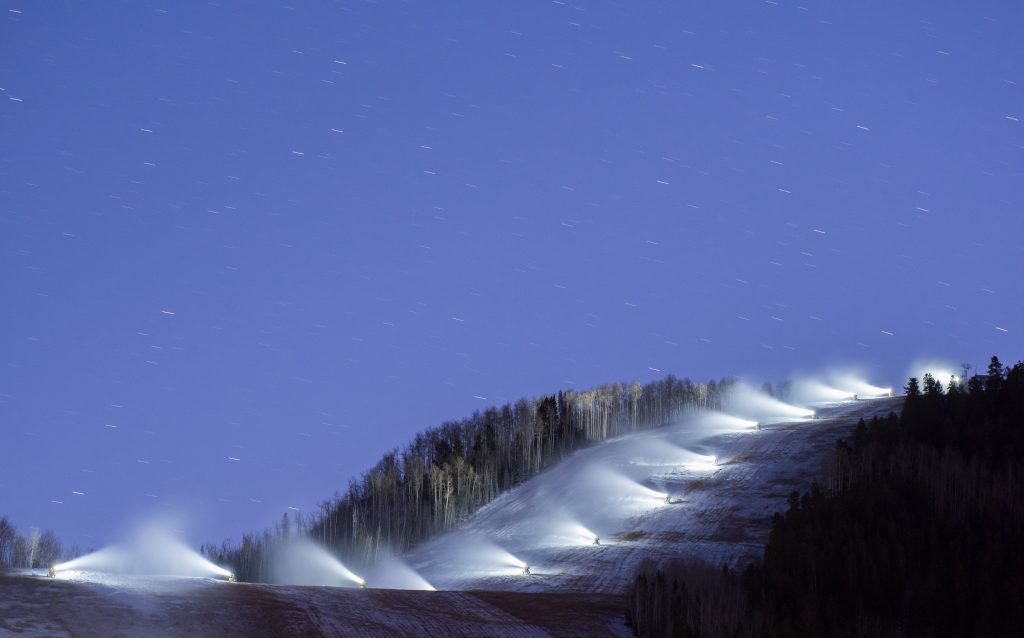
[52,521,233,587]
[269,536,365,587]
[722,383,816,423]
[364,555,435,591]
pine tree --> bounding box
[987,356,1005,393]
[905,377,921,397]
[922,373,943,396]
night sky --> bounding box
[2,1,1021,550]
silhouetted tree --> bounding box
[922,372,943,396]
[987,355,1005,393]
[905,376,920,397]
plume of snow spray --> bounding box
[722,383,815,422]
[688,411,760,435]
[827,372,892,398]
[789,379,856,404]
[270,537,365,587]
[366,555,435,590]
[53,522,232,580]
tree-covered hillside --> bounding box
[627,356,1024,637]
[205,375,733,581]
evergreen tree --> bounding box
[922,373,943,396]
[905,376,920,397]
[987,355,1005,393]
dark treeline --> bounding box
[630,558,749,638]
[0,516,69,570]
[627,355,1024,637]
[205,375,733,582]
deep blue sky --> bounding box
[2,1,1021,550]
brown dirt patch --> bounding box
[683,479,707,495]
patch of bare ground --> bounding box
[0,573,316,638]
[683,478,707,495]
[471,590,627,635]
[0,573,630,637]
[726,450,757,465]
[652,531,688,543]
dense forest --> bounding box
[203,375,733,582]
[627,355,1024,637]
[0,517,67,570]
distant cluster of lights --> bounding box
[50,560,236,583]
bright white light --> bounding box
[496,548,528,575]
[908,361,961,392]
[558,522,600,546]
[270,537,365,587]
[422,536,529,578]
[630,479,670,503]
[626,438,699,467]
[53,525,233,580]
[365,556,435,591]
[580,468,671,508]
[830,374,892,398]
[723,383,817,422]
[690,412,760,434]
[684,453,719,471]
[790,380,854,403]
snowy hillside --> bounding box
[406,397,902,594]
[1,395,900,637]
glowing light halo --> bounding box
[723,383,817,422]
[52,529,234,580]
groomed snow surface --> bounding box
[1,397,900,637]
[407,397,901,594]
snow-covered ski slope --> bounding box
[0,398,900,637]
[407,397,902,595]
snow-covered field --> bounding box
[407,397,902,594]
[0,397,899,636]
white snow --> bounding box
[1,397,899,636]
[405,397,901,594]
